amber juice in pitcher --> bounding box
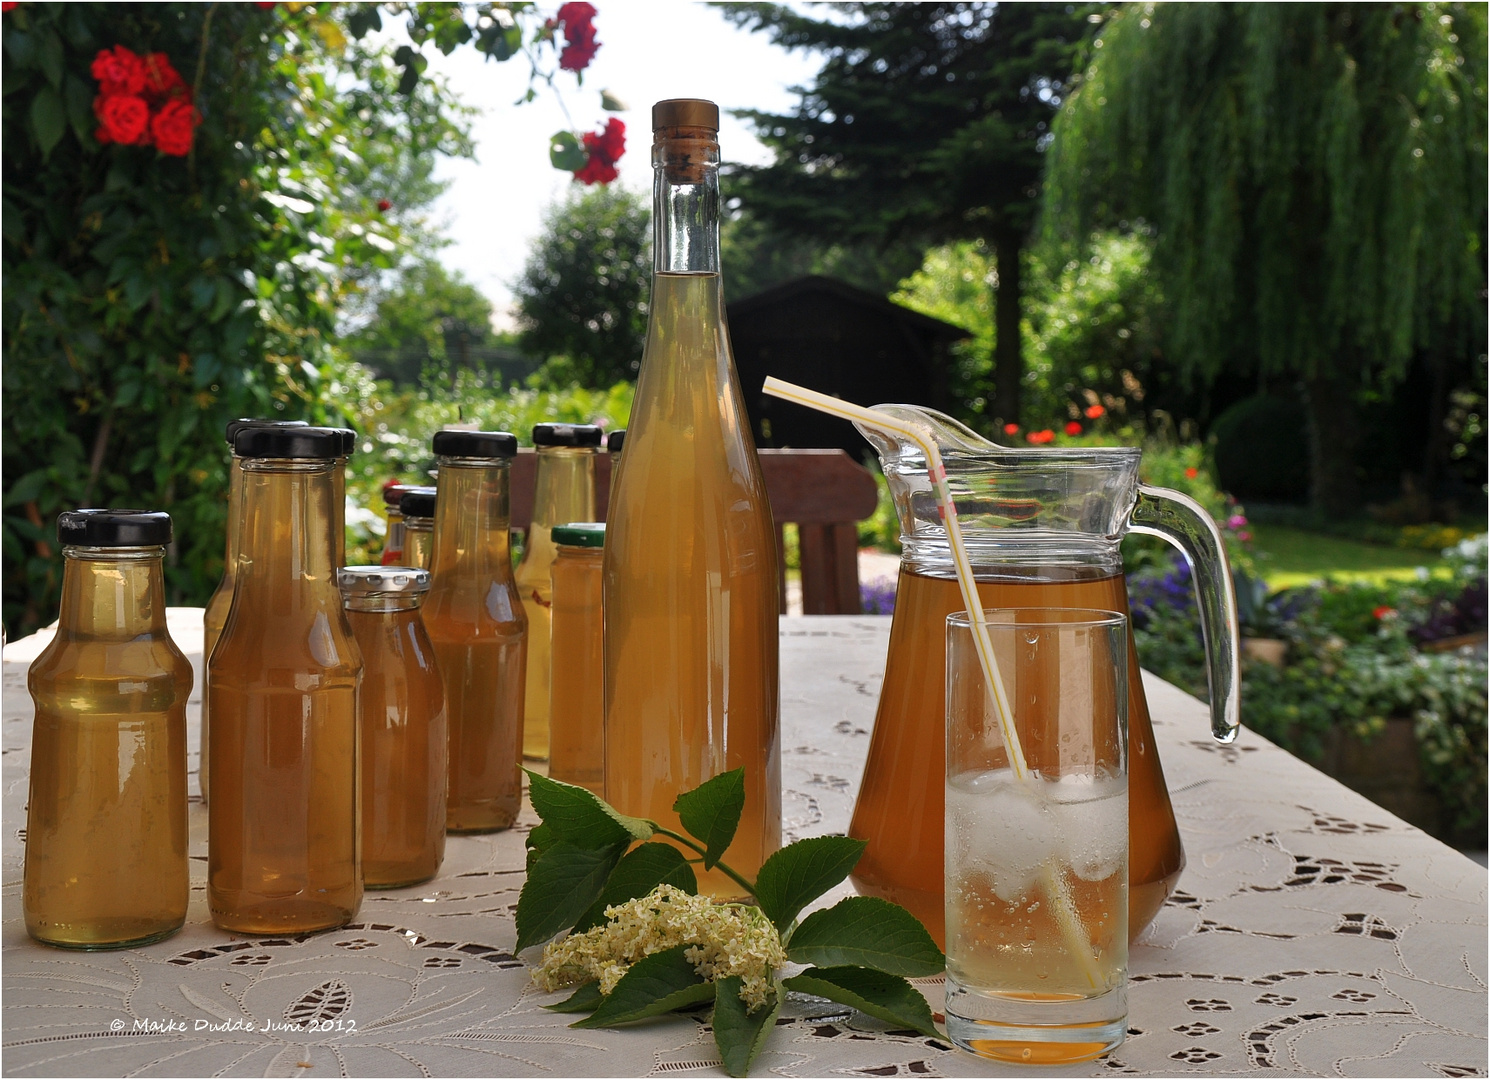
[604,100,781,896]
[422,430,527,833]
[208,426,362,934]
[851,567,1182,946]
[25,510,191,949]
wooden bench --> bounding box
[508,447,881,615]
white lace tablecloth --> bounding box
[3,613,1485,1077]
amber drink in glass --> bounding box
[516,423,601,760]
[208,425,363,934]
[423,429,527,833]
[379,483,413,566]
[548,523,606,793]
[25,510,191,949]
[339,565,447,887]
[604,100,781,896]
[201,418,307,805]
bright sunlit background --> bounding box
[415,0,821,327]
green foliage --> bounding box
[1211,396,1312,502]
[344,258,499,384]
[514,771,945,1076]
[514,186,651,387]
[720,211,921,300]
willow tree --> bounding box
[1044,3,1487,514]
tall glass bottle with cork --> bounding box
[603,99,781,896]
[207,426,362,934]
[515,422,601,760]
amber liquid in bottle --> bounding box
[401,519,433,570]
[549,544,605,793]
[423,457,527,833]
[516,446,597,760]
[347,601,447,887]
[208,456,363,933]
[849,567,1183,945]
[200,454,247,806]
[25,546,191,948]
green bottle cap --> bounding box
[551,522,606,548]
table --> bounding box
[3,613,1485,1077]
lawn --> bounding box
[1248,523,1447,589]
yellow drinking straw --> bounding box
[761,376,1102,989]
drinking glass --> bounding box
[944,607,1129,1065]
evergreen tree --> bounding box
[514,186,651,387]
[722,2,1094,425]
[1044,3,1487,514]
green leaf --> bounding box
[572,945,713,1027]
[525,769,654,848]
[672,767,745,869]
[30,86,65,158]
[544,981,603,1014]
[712,976,782,1077]
[515,840,626,951]
[600,88,629,112]
[3,468,47,508]
[786,897,944,977]
[549,130,588,172]
[63,74,93,145]
[783,966,939,1039]
[573,842,699,932]
[525,822,556,852]
[753,835,866,932]
[36,27,62,87]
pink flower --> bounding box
[1227,514,1248,529]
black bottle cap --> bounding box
[232,425,345,460]
[58,509,172,547]
[225,418,308,445]
[432,430,518,459]
[607,430,626,454]
[398,487,438,519]
[336,428,356,456]
[532,423,603,448]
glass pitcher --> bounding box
[849,405,1239,945]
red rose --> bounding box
[556,1,599,71]
[142,52,186,101]
[1084,404,1105,419]
[254,1,276,7]
[2,4,19,13]
[377,198,392,212]
[94,93,150,145]
[575,117,625,184]
[1026,429,1055,445]
[150,98,199,156]
[91,46,147,96]
[1064,421,1083,436]
[1002,422,1020,436]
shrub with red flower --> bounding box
[555,2,600,72]
[575,116,625,185]
[1184,466,1199,479]
[1064,421,1083,436]
[91,45,198,156]
[1002,422,1020,436]
[377,199,393,212]
[1084,404,1105,419]
[1026,429,1055,445]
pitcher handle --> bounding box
[1130,485,1241,742]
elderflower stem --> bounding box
[652,827,758,900]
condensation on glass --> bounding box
[339,565,447,888]
[25,509,191,949]
[207,425,363,934]
[422,430,527,833]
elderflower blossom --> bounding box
[533,885,787,1009]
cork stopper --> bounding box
[652,99,719,184]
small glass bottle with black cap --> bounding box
[25,509,192,949]
[397,487,437,570]
[548,522,606,794]
[208,425,363,934]
[338,565,447,888]
[379,483,413,566]
[514,422,602,760]
[201,418,308,806]
[422,429,527,833]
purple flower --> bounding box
[1227,515,1248,529]
[860,576,898,615]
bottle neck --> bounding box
[57,546,168,639]
[430,458,513,580]
[654,126,720,274]
[344,595,423,615]
[236,459,340,604]
[223,454,244,583]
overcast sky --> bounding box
[415,1,824,328]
